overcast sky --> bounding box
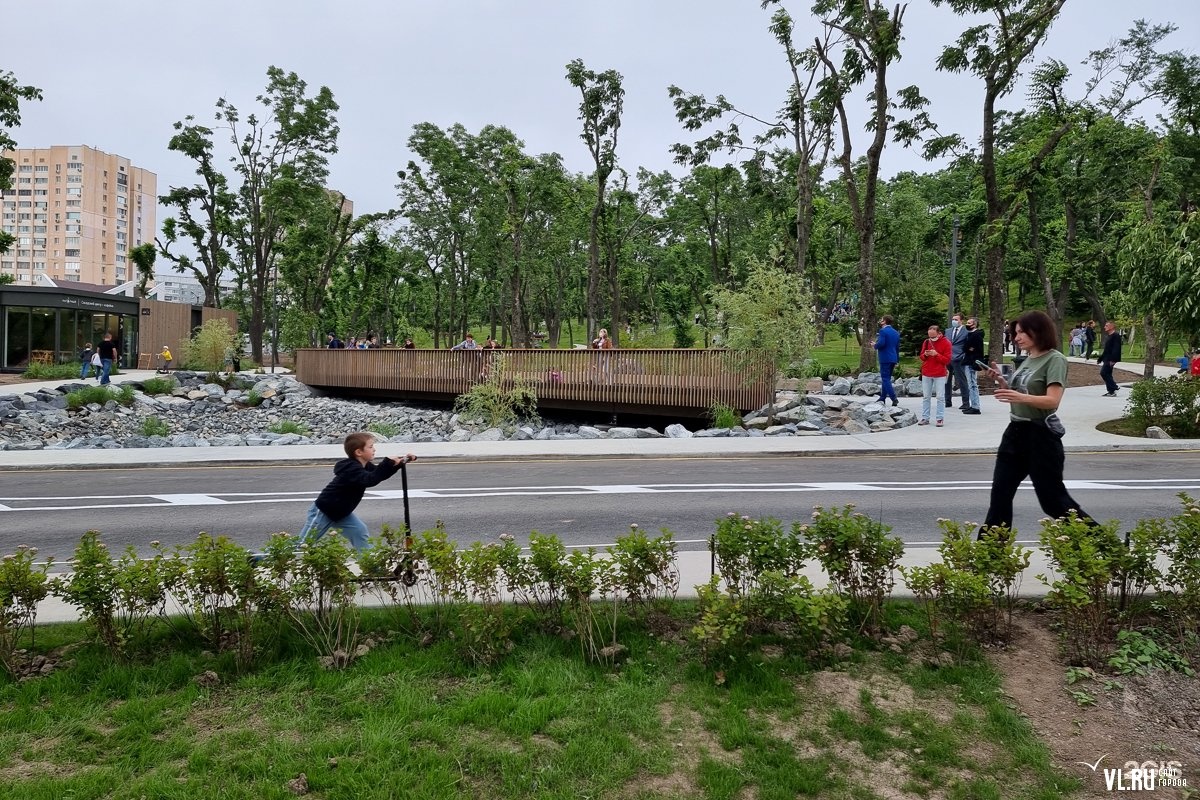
[6,0,1198,221]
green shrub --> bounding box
[66,385,134,410]
[0,544,53,676]
[708,401,742,429]
[367,421,399,438]
[453,353,539,429]
[21,363,79,380]
[141,416,170,437]
[1107,628,1195,677]
[608,525,678,608]
[692,576,750,666]
[1126,375,1200,437]
[244,389,264,407]
[180,318,237,373]
[903,520,1031,646]
[161,533,262,669]
[268,419,309,435]
[798,505,905,636]
[749,570,849,647]
[140,376,176,396]
[52,531,119,653]
[1134,494,1200,644]
[712,513,805,597]
[1036,513,1127,667]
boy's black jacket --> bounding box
[315,457,401,520]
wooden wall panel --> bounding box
[295,348,773,417]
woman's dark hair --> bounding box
[1015,310,1059,352]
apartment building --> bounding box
[0,145,156,287]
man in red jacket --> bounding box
[918,324,953,427]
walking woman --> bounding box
[982,310,1094,532]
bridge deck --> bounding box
[294,348,773,417]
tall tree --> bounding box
[929,0,1068,360]
[218,67,340,363]
[566,59,625,342]
[129,242,157,298]
[157,118,237,307]
[0,70,41,258]
[809,0,927,371]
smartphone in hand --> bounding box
[976,360,1008,389]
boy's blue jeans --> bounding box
[298,503,370,552]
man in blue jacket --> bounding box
[873,315,901,406]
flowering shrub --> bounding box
[712,513,804,596]
[799,505,904,635]
[0,545,52,676]
[608,524,678,609]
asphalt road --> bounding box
[3,452,1199,559]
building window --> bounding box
[35,165,47,172]
[65,249,80,257]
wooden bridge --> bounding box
[294,348,774,417]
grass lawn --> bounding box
[0,604,1076,800]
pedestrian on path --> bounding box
[946,314,968,409]
[97,333,119,385]
[960,317,984,414]
[1083,321,1097,361]
[918,325,952,427]
[78,342,94,380]
[981,310,1094,533]
[1099,321,1122,396]
[873,315,901,407]
[297,432,417,553]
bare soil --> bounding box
[989,611,1200,799]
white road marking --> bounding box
[1,478,1197,512]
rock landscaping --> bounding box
[0,371,916,450]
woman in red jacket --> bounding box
[918,324,953,426]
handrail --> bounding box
[294,348,773,417]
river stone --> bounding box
[608,427,638,439]
[665,423,692,439]
[577,426,605,439]
[693,428,728,437]
[1145,426,1172,439]
[636,427,664,438]
[841,419,872,434]
[448,429,472,443]
[828,377,852,395]
[471,428,505,442]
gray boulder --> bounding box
[665,423,692,439]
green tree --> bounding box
[808,0,930,372]
[710,258,814,416]
[157,118,238,308]
[129,243,157,299]
[0,70,41,256]
[218,67,340,363]
[566,59,625,344]
[929,0,1069,360]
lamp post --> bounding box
[948,214,959,325]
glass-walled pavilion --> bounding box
[0,286,139,371]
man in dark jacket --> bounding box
[298,432,416,552]
[960,316,985,414]
[326,332,343,349]
[1099,321,1123,396]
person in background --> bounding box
[403,338,416,349]
[97,332,119,386]
[946,313,967,408]
[79,342,94,380]
[960,316,984,415]
[1083,320,1097,362]
[451,333,480,350]
[327,333,343,349]
[918,324,952,427]
[872,315,900,407]
[1099,321,1123,397]
[159,345,174,374]
[981,310,1094,532]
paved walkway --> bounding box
[5,358,1193,623]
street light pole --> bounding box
[948,214,959,325]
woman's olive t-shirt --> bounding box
[1008,350,1068,422]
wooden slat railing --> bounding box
[294,348,773,417]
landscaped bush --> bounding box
[799,505,904,635]
[1126,374,1200,437]
[712,513,805,596]
[140,416,170,437]
[66,384,134,410]
[21,362,81,380]
[1036,513,1128,667]
[140,376,176,396]
[0,545,52,677]
[708,401,742,429]
[903,520,1031,648]
[453,353,539,429]
[268,419,309,435]
[180,317,237,373]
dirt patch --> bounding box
[989,612,1199,799]
[625,687,742,799]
